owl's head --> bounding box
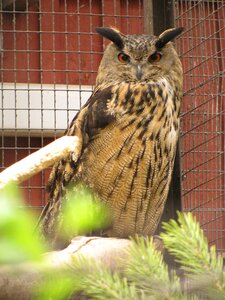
[95,27,183,86]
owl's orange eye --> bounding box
[118,52,130,63]
[149,52,162,63]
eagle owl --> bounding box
[39,27,183,248]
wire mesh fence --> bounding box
[175,0,225,254]
[0,0,144,216]
[0,0,224,254]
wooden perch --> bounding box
[0,236,164,300]
[0,136,80,189]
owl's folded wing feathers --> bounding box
[36,86,116,241]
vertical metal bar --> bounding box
[53,0,56,140]
[90,0,94,87]
[39,0,45,208]
[13,1,18,166]
[143,0,153,35]
[152,0,175,35]
[77,0,82,110]
[64,0,69,127]
[0,1,4,172]
[215,1,225,252]
[26,0,31,205]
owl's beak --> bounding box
[136,65,142,80]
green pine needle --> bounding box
[161,212,225,297]
[161,212,223,275]
[72,255,139,300]
[124,236,183,299]
[125,236,169,284]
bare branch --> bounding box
[0,237,131,300]
[0,136,80,189]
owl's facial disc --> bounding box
[95,27,183,84]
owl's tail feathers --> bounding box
[34,178,67,249]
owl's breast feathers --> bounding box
[43,79,181,240]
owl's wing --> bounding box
[66,86,114,138]
[47,86,115,191]
[47,87,115,189]
[37,86,116,242]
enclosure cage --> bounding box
[0,0,224,255]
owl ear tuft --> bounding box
[96,27,124,49]
[155,27,184,49]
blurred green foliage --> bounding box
[0,184,110,299]
[0,184,224,300]
[60,188,110,238]
[0,184,46,264]
[34,272,78,300]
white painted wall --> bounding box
[0,83,93,136]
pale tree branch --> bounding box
[0,237,133,300]
[0,236,164,300]
[0,136,80,189]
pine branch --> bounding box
[161,212,223,275]
[161,212,225,298]
[84,270,138,300]
[123,236,185,300]
[72,256,139,300]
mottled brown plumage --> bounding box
[38,27,183,248]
